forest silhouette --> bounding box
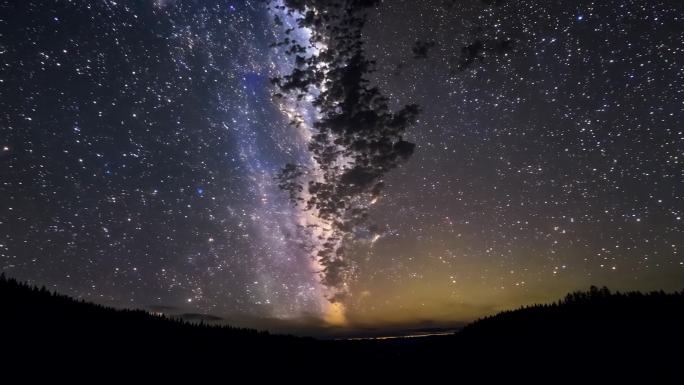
[2,273,682,382]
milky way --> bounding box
[0,0,334,322]
[1,0,683,330]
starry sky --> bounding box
[1,0,682,333]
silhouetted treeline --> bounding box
[375,285,684,383]
[0,273,321,379]
[459,285,684,339]
[0,273,303,339]
[2,275,682,382]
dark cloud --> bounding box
[456,38,516,70]
[271,0,421,301]
[412,40,436,59]
[147,305,180,313]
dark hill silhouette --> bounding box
[2,274,682,382]
[391,285,684,383]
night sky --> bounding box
[1,0,682,332]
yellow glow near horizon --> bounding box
[324,302,347,326]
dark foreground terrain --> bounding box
[2,274,682,383]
